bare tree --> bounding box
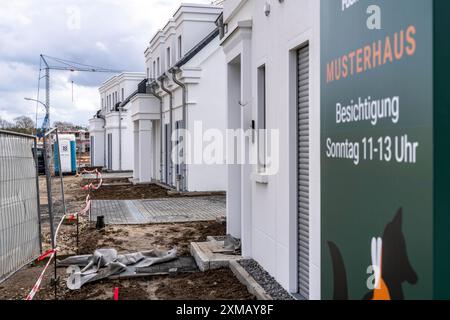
[12,116,36,134]
[0,117,12,129]
[53,121,76,131]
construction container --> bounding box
[54,134,77,175]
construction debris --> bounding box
[190,236,243,272]
[58,248,178,289]
[212,235,241,255]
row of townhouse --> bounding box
[90,4,226,192]
[90,72,146,172]
[90,0,449,300]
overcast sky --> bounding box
[0,0,212,127]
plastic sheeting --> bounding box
[58,248,177,289]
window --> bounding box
[167,47,171,69]
[257,65,267,172]
[157,57,160,76]
[178,36,182,59]
[121,88,124,101]
[110,94,114,111]
[153,61,156,79]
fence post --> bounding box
[43,133,56,249]
[55,130,67,216]
[33,138,43,254]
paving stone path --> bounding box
[90,196,225,225]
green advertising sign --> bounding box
[321,0,450,300]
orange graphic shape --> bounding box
[372,279,391,300]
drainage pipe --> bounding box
[118,104,122,171]
[159,74,174,188]
[169,67,187,192]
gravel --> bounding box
[238,259,294,301]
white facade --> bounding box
[89,72,146,170]
[130,3,227,192]
[89,117,105,167]
[221,0,321,299]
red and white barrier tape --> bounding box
[82,169,103,191]
[25,172,101,300]
[25,203,91,300]
[55,195,92,243]
[80,168,100,174]
[66,196,91,221]
[25,250,56,301]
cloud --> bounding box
[95,42,109,53]
[0,0,213,126]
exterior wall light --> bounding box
[264,2,271,17]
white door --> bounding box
[59,140,71,173]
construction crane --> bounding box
[38,54,122,132]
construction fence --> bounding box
[0,130,42,283]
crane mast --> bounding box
[39,54,122,132]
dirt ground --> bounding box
[25,268,254,301]
[0,174,253,301]
[90,184,170,200]
[78,221,226,256]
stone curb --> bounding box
[190,242,210,272]
[229,260,273,301]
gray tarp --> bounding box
[58,248,177,289]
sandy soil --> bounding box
[29,268,254,301]
[0,174,253,301]
[90,184,170,200]
[79,221,226,256]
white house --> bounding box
[127,3,227,192]
[221,0,321,300]
[89,72,147,171]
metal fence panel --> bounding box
[0,131,41,283]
